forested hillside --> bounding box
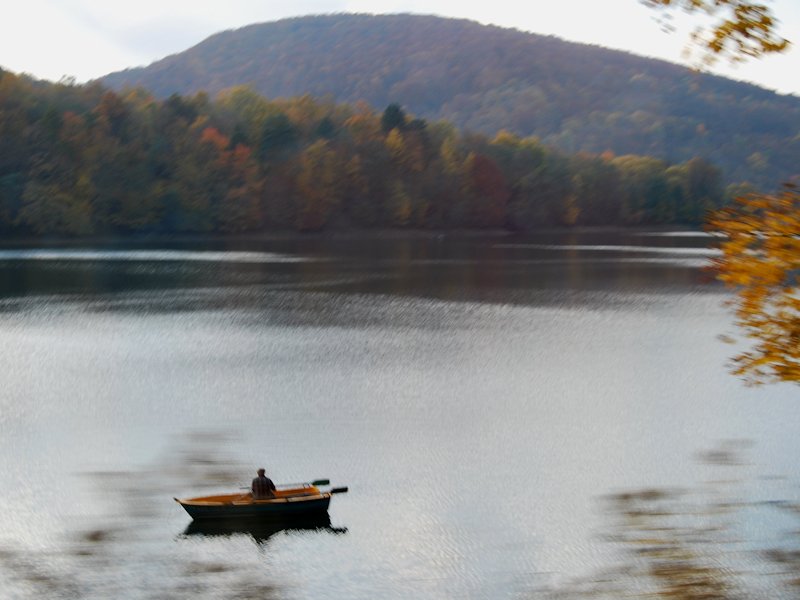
[100,14,800,189]
[0,68,728,236]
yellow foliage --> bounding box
[389,180,412,226]
[439,138,464,176]
[385,128,406,164]
[343,113,381,145]
[385,128,424,172]
[643,0,789,64]
[562,194,581,227]
[707,185,800,384]
[491,130,522,147]
[294,140,344,231]
[345,155,369,198]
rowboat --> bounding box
[174,480,347,521]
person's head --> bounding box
[257,468,265,476]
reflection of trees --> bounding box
[540,441,800,598]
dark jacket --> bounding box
[252,475,276,499]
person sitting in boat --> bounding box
[251,468,276,499]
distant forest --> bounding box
[0,67,739,235]
[0,66,739,236]
[101,14,800,190]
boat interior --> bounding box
[179,486,322,506]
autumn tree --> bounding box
[488,131,573,229]
[381,103,407,133]
[509,154,573,228]
[294,140,344,231]
[388,180,413,226]
[666,157,724,224]
[645,0,798,383]
[465,153,510,228]
[258,112,298,162]
[341,155,376,225]
[613,155,671,225]
[708,186,800,384]
[641,0,789,64]
[426,135,469,227]
[216,144,264,232]
[570,154,623,225]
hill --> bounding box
[100,14,800,188]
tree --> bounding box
[643,0,798,383]
[612,155,670,225]
[570,154,623,225]
[258,112,297,161]
[465,153,510,228]
[707,185,800,384]
[641,0,789,64]
[388,180,413,226]
[665,157,724,224]
[293,140,344,231]
[381,103,407,133]
[217,144,264,233]
[508,154,573,229]
[342,155,376,225]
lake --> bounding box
[0,230,797,599]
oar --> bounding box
[277,478,330,488]
[330,486,348,494]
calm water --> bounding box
[0,230,797,599]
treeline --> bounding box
[0,68,729,236]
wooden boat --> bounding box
[174,482,347,521]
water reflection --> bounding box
[0,230,720,306]
[493,243,720,256]
[0,249,311,263]
[537,441,800,598]
[183,514,348,545]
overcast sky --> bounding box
[2,0,798,95]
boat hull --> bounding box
[175,488,332,521]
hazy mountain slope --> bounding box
[101,14,800,187]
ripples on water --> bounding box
[0,231,798,599]
[0,249,312,263]
[494,243,720,256]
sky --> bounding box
[1,0,799,95]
